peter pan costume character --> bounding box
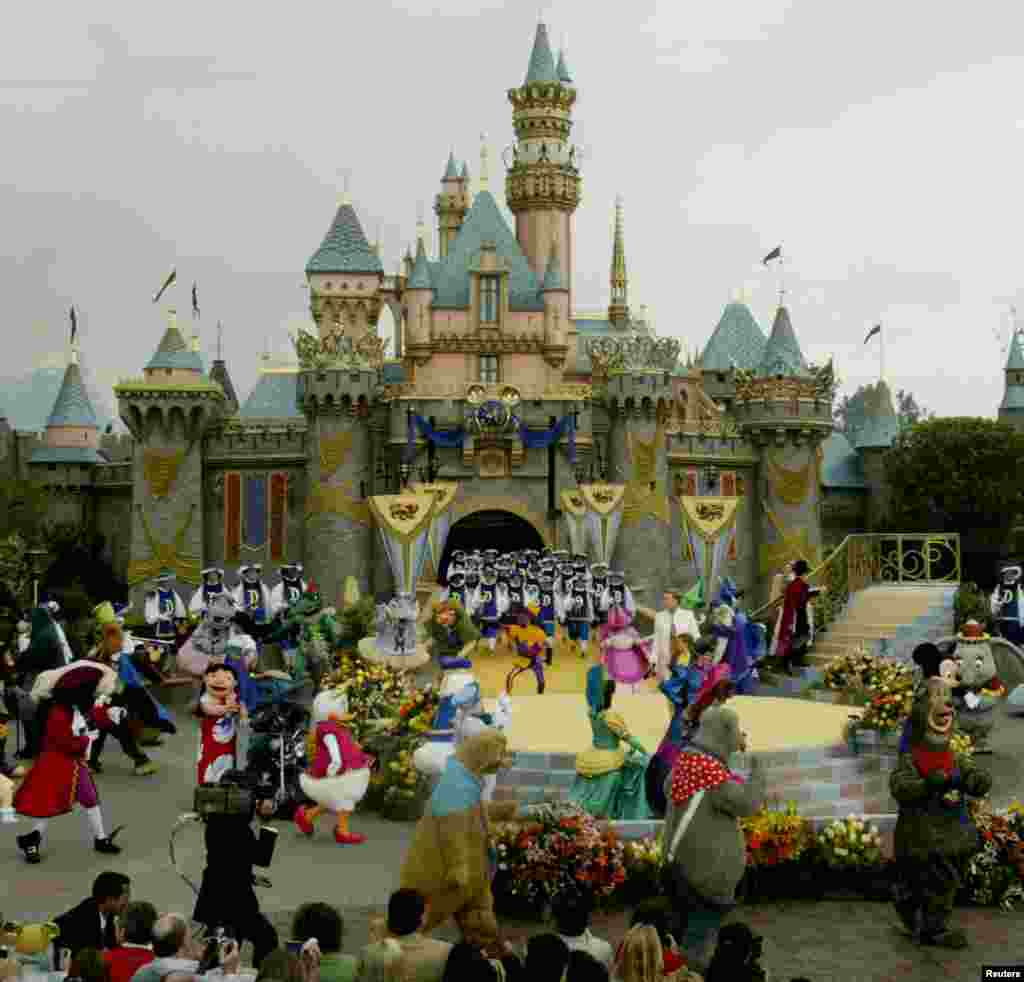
[189,567,226,617]
[568,664,651,821]
[233,564,272,627]
[991,563,1024,645]
[427,600,478,671]
[144,569,186,640]
[14,662,127,863]
[196,662,247,785]
[294,686,374,844]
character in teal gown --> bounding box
[568,664,651,820]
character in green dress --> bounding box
[569,664,651,820]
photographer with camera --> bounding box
[191,771,280,968]
[131,913,247,982]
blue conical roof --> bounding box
[306,202,384,275]
[700,302,766,372]
[525,24,558,84]
[1007,330,1024,371]
[460,160,470,180]
[146,324,204,372]
[47,361,98,427]
[758,306,808,377]
[556,49,573,83]
[443,152,459,181]
[408,238,433,290]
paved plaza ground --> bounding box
[2,682,1022,981]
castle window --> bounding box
[480,276,499,323]
[479,354,499,384]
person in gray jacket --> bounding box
[659,704,765,970]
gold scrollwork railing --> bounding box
[749,532,961,635]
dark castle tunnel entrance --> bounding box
[437,510,544,582]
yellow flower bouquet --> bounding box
[741,802,814,867]
[816,815,883,869]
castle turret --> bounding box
[731,305,833,580]
[117,303,227,603]
[541,236,569,354]
[506,22,581,309]
[998,328,1024,431]
[608,195,629,326]
[435,152,470,258]
[306,191,385,340]
[404,225,434,359]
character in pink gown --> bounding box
[599,606,652,688]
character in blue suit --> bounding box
[144,569,186,639]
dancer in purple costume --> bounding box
[709,578,760,695]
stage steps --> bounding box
[493,739,900,821]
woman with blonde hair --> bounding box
[614,924,700,982]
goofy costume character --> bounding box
[144,569,186,640]
[189,567,226,617]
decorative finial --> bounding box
[479,133,489,191]
[339,172,351,206]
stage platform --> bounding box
[482,691,900,824]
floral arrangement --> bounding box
[816,815,883,868]
[854,662,914,732]
[962,799,1024,910]
[741,802,814,866]
[490,801,627,908]
[322,654,411,743]
[395,683,441,738]
[371,745,434,806]
[950,730,975,759]
[821,644,888,691]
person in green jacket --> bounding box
[568,662,650,820]
[291,903,357,982]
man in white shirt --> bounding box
[653,589,701,682]
[131,913,248,982]
[550,891,613,970]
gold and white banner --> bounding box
[679,496,740,598]
[560,488,587,554]
[580,484,627,564]
[368,493,436,593]
[410,482,459,573]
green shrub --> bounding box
[339,597,376,644]
[953,581,994,633]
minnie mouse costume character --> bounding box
[13,662,127,863]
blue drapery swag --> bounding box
[406,413,575,462]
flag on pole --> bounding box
[864,323,881,344]
[69,305,77,343]
[192,282,200,319]
[762,246,782,265]
[152,268,177,304]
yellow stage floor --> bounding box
[482,693,856,754]
[464,635,604,698]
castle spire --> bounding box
[608,195,629,325]
[524,21,558,84]
[479,133,490,191]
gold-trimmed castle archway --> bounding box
[436,498,551,579]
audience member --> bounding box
[703,923,765,982]
[68,948,111,982]
[613,925,700,982]
[565,949,608,981]
[130,913,242,982]
[356,890,450,982]
[254,951,304,982]
[550,892,612,971]
[524,934,569,982]
[103,901,157,982]
[439,942,508,982]
[290,904,355,982]
[628,900,689,977]
[55,872,132,966]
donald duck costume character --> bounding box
[144,569,186,639]
[189,567,226,616]
[233,565,272,627]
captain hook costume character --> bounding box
[144,569,186,640]
[189,567,226,616]
[13,662,127,864]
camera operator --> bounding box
[132,913,246,982]
[192,771,279,968]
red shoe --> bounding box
[334,829,366,845]
[294,807,315,836]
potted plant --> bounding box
[738,803,816,901]
[813,815,890,899]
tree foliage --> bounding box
[883,417,1024,535]
[0,479,51,543]
[834,385,934,439]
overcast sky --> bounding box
[2,0,1022,425]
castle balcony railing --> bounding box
[747,532,961,635]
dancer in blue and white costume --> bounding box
[233,565,272,629]
[476,566,507,652]
[991,564,1024,645]
[144,569,186,640]
[189,567,226,617]
[268,563,307,670]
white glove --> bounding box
[964,691,981,710]
[107,706,127,725]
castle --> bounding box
[0,24,917,610]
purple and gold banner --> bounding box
[225,472,242,562]
[270,472,287,561]
[244,474,268,548]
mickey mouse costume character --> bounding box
[13,662,127,863]
[189,567,226,617]
[144,570,186,640]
